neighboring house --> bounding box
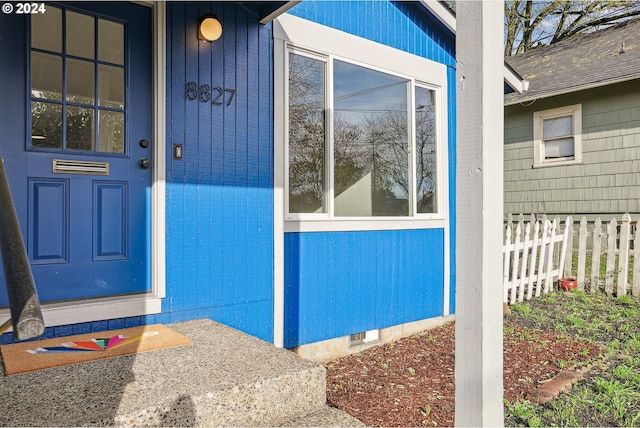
[504,18,640,223]
[0,1,521,358]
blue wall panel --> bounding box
[163,2,274,342]
[288,0,455,67]
[282,1,457,347]
[0,0,457,348]
[284,229,445,347]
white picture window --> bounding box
[275,14,448,231]
[533,104,582,166]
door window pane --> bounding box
[98,19,124,65]
[415,86,437,214]
[66,59,95,104]
[333,60,409,217]
[31,6,62,53]
[98,111,124,153]
[31,52,62,100]
[99,65,124,108]
[30,6,128,154]
[288,52,327,214]
[66,11,94,59]
[66,106,95,151]
[31,101,62,148]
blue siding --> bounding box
[0,1,457,347]
[288,0,455,66]
[283,1,457,347]
[284,229,445,347]
[163,2,275,342]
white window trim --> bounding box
[274,13,449,234]
[533,104,582,168]
[0,1,166,330]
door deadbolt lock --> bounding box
[140,139,149,148]
[139,158,151,169]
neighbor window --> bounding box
[533,104,582,166]
[286,49,441,219]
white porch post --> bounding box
[455,1,504,426]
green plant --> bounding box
[619,307,638,317]
[619,323,632,333]
[625,334,640,353]
[613,364,634,381]
[617,294,632,305]
[565,313,586,327]
[518,330,534,341]
[624,410,640,427]
[506,399,542,427]
[420,404,431,417]
[511,303,532,316]
[594,377,621,395]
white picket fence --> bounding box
[503,213,640,304]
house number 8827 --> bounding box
[186,82,236,106]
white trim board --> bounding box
[274,13,450,233]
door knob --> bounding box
[139,158,151,169]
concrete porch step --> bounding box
[278,405,366,427]
[0,319,362,427]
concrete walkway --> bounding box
[0,319,364,427]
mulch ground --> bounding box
[324,317,602,427]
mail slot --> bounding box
[52,159,110,176]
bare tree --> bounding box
[446,0,640,57]
[504,0,640,56]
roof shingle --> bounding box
[504,18,640,105]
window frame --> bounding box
[533,104,582,167]
[275,14,449,232]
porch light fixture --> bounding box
[198,15,222,42]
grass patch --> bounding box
[505,291,640,427]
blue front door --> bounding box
[0,2,152,303]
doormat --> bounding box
[0,324,192,376]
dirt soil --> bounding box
[324,316,602,427]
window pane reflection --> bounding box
[98,111,124,153]
[31,101,62,148]
[99,65,124,108]
[66,106,94,151]
[288,52,326,214]
[66,11,94,59]
[416,86,437,214]
[32,6,62,52]
[67,59,95,104]
[333,60,409,217]
[31,52,62,100]
[99,19,124,65]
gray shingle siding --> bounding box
[504,80,640,219]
